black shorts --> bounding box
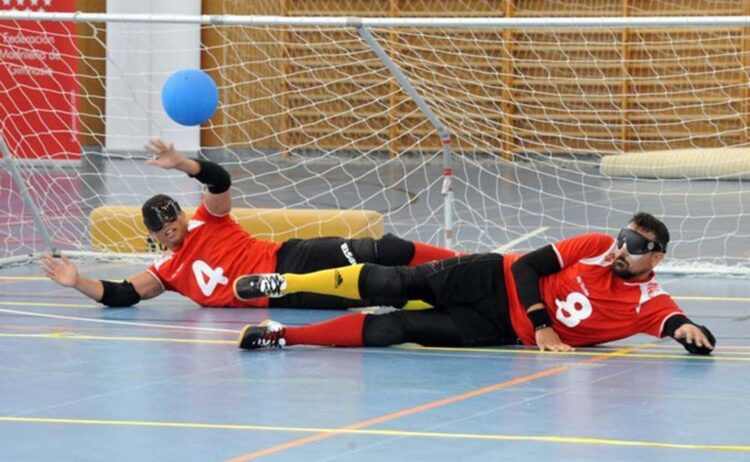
[270,237,379,309]
[275,237,359,273]
[415,253,518,346]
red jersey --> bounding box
[503,233,684,346]
[147,204,282,307]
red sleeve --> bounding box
[146,254,172,291]
[192,202,231,224]
[636,295,685,338]
[552,233,616,269]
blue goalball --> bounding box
[161,69,219,126]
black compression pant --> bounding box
[359,264,462,346]
[358,254,517,348]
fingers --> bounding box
[550,343,574,352]
[40,255,57,277]
[145,138,167,153]
[145,140,178,170]
[677,325,714,350]
[145,139,175,155]
[537,342,575,352]
[694,331,713,350]
[40,254,73,276]
[535,328,575,352]
[40,254,54,268]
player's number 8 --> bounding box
[554,292,592,328]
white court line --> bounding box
[0,276,49,281]
[492,226,549,253]
[0,308,238,334]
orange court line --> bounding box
[226,365,569,462]
[226,343,648,461]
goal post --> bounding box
[2,11,750,275]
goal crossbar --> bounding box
[2,12,750,29]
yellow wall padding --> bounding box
[600,148,750,179]
[89,206,384,253]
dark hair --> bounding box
[629,212,670,248]
[141,194,179,219]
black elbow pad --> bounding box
[100,280,141,307]
[190,159,231,194]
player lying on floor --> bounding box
[41,139,457,309]
[234,212,715,355]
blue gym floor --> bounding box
[1,261,748,461]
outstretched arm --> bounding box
[41,255,163,307]
[662,315,715,355]
[145,139,232,216]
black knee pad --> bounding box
[347,237,377,263]
[374,233,415,266]
[363,313,406,346]
[359,264,432,302]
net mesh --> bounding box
[2,4,750,271]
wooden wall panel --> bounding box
[73,1,750,156]
[201,1,286,148]
[76,0,105,147]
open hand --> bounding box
[40,254,79,288]
[535,327,575,352]
[145,139,184,170]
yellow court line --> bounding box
[648,344,750,352]
[398,345,750,362]
[0,301,96,308]
[0,332,233,345]
[0,416,747,453]
[226,343,652,461]
[674,295,750,302]
[1,331,748,361]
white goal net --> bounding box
[1,11,750,274]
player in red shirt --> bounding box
[235,212,715,355]
[40,139,458,309]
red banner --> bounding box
[0,0,79,159]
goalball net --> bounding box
[1,10,750,274]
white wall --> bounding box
[105,0,202,152]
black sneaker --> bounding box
[233,273,287,300]
[238,320,287,349]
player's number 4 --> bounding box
[554,292,593,328]
[192,260,228,296]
